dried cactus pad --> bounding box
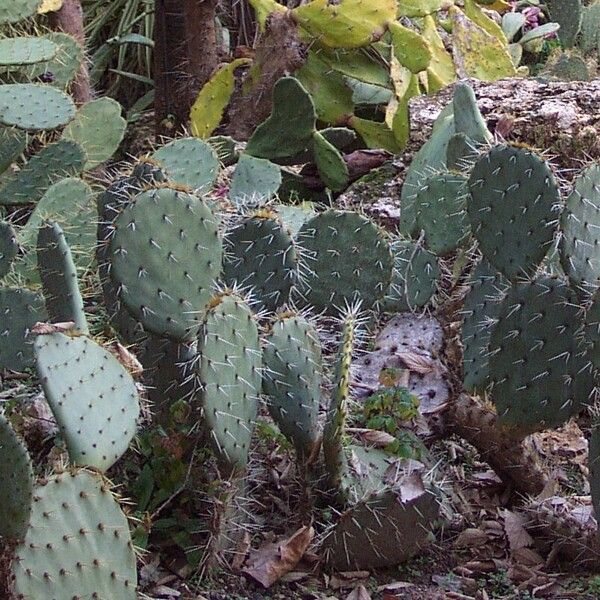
[0,287,47,371]
[0,413,34,541]
[489,277,593,436]
[198,293,262,473]
[34,333,140,472]
[110,187,223,341]
[467,145,560,280]
[296,210,393,313]
[11,470,137,600]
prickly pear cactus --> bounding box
[37,221,89,334]
[0,287,46,371]
[489,277,594,437]
[0,126,26,175]
[560,163,600,295]
[414,172,470,256]
[467,145,561,281]
[34,332,140,472]
[0,413,34,542]
[590,411,600,520]
[0,220,18,278]
[110,186,223,341]
[229,154,282,206]
[382,241,439,312]
[198,293,262,474]
[223,210,298,312]
[546,0,582,48]
[0,36,57,66]
[0,0,42,24]
[461,261,508,393]
[9,470,137,600]
[296,210,393,313]
[262,313,323,458]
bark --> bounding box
[47,0,92,105]
[226,11,307,141]
[448,394,548,497]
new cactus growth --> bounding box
[263,313,323,459]
[34,333,141,472]
[0,413,34,542]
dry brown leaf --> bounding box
[109,342,144,377]
[31,321,75,334]
[230,531,251,572]
[346,584,371,600]
[502,510,533,552]
[359,429,397,447]
[376,581,414,592]
[329,571,370,590]
[454,528,489,548]
[243,526,314,588]
[397,351,439,374]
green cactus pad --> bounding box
[110,186,222,341]
[467,145,561,281]
[0,83,75,131]
[590,420,600,520]
[37,221,89,334]
[461,261,508,393]
[453,81,492,146]
[546,0,582,48]
[0,36,56,66]
[296,210,393,313]
[11,470,137,600]
[198,293,262,473]
[0,220,18,278]
[489,277,593,436]
[229,154,282,207]
[323,473,439,570]
[246,77,316,161]
[34,332,140,471]
[223,211,298,311]
[584,289,600,370]
[263,314,323,458]
[62,97,127,169]
[0,126,27,174]
[0,139,86,206]
[0,0,41,24]
[382,241,439,312]
[560,163,600,294]
[26,32,84,89]
[312,130,349,192]
[0,413,34,542]
[581,3,600,57]
[208,135,238,166]
[0,287,46,371]
[414,172,470,256]
[388,22,432,74]
[274,203,316,237]
[152,137,219,192]
[293,0,397,49]
[398,0,443,17]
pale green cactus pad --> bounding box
[34,332,140,472]
[10,470,137,600]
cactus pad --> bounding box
[382,241,439,312]
[467,145,560,280]
[560,163,600,294]
[0,36,57,66]
[26,32,84,89]
[0,413,34,541]
[0,0,41,24]
[198,293,262,473]
[0,83,75,131]
[0,126,27,174]
[110,187,222,341]
[223,211,297,311]
[296,210,393,313]
[62,97,127,169]
[0,139,86,206]
[37,221,89,334]
[312,130,349,192]
[590,419,600,521]
[229,154,282,207]
[0,220,18,278]
[546,0,582,48]
[34,332,140,472]
[152,138,219,192]
[414,172,470,256]
[0,287,46,371]
[10,470,137,600]
[461,261,508,393]
[489,277,593,436]
[263,314,323,458]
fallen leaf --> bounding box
[376,581,414,592]
[230,531,251,571]
[397,351,439,375]
[346,584,371,600]
[243,525,314,588]
[502,510,533,552]
[454,528,489,548]
[109,342,144,377]
[359,429,397,447]
[31,321,75,334]
[329,571,370,590]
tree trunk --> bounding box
[47,0,92,105]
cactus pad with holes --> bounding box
[10,470,137,600]
[34,333,140,471]
[198,293,262,473]
[296,210,393,313]
[110,187,222,341]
